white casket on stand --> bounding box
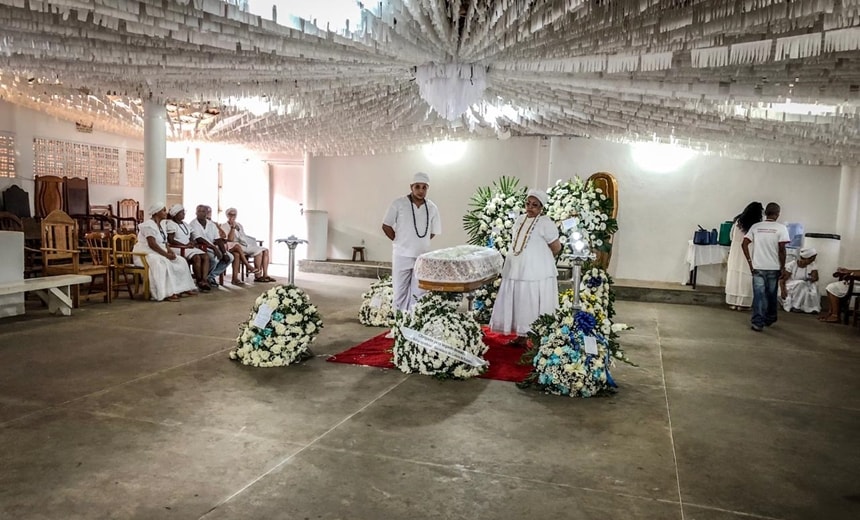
[415,245,503,293]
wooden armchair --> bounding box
[88,204,116,233]
[35,175,65,219]
[112,233,149,300]
[2,185,31,218]
[40,210,111,306]
[83,231,113,301]
[115,198,141,234]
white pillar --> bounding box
[143,101,167,211]
[302,151,315,210]
[836,165,860,266]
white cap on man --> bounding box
[168,204,184,217]
[799,248,818,258]
[412,172,430,185]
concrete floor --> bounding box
[0,269,858,520]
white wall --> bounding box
[547,138,841,283]
[310,136,846,284]
[309,137,541,261]
[0,100,144,210]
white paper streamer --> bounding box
[774,33,822,60]
[729,40,772,65]
[824,27,860,52]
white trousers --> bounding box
[392,255,425,313]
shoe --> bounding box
[208,278,219,287]
[751,324,763,332]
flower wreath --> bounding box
[230,285,323,367]
[392,292,487,379]
[545,178,617,253]
[358,276,394,327]
[525,311,617,397]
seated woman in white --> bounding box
[219,207,274,282]
[133,203,198,302]
[164,204,211,292]
[818,266,860,323]
[779,248,820,313]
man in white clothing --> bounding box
[742,202,790,331]
[382,172,442,317]
[189,205,233,287]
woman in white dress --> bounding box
[725,202,763,310]
[133,203,198,302]
[779,247,820,313]
[218,207,274,283]
[164,204,211,292]
[490,189,562,346]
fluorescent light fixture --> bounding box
[423,140,467,165]
[631,142,697,173]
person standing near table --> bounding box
[742,202,790,332]
[725,202,763,310]
[382,172,441,316]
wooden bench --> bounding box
[0,274,93,316]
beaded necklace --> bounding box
[511,216,538,256]
[408,195,429,238]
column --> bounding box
[143,101,167,211]
[836,165,860,265]
[301,151,315,210]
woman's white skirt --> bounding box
[490,277,558,336]
[137,253,197,301]
[780,280,821,313]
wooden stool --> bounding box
[351,246,366,262]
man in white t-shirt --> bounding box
[742,202,790,331]
[189,205,233,287]
[382,172,442,317]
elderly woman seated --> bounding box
[164,204,211,292]
[779,247,820,313]
[133,203,198,302]
[818,266,860,323]
[219,207,275,283]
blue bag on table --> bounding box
[693,226,710,245]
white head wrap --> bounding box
[168,204,184,217]
[146,202,165,217]
[225,207,238,216]
[527,189,548,207]
[799,248,817,259]
[412,172,430,185]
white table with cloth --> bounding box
[685,240,730,288]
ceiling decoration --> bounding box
[0,0,859,165]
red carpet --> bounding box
[327,327,533,382]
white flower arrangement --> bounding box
[229,285,323,367]
[526,312,615,397]
[546,178,617,253]
[471,275,502,324]
[463,175,526,258]
[392,292,487,379]
[358,276,394,327]
[524,267,633,396]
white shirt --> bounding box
[163,219,195,245]
[745,220,790,270]
[383,196,441,257]
[785,259,817,282]
[189,218,220,246]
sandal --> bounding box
[255,276,275,283]
[180,291,197,297]
[232,280,247,286]
[819,315,840,323]
[166,295,181,302]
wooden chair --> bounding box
[112,233,149,300]
[82,231,113,302]
[40,210,111,306]
[2,185,32,218]
[35,175,65,219]
[115,199,140,234]
[837,277,859,326]
[87,204,116,233]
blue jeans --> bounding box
[751,269,780,328]
[207,250,233,280]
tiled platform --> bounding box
[299,259,726,306]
